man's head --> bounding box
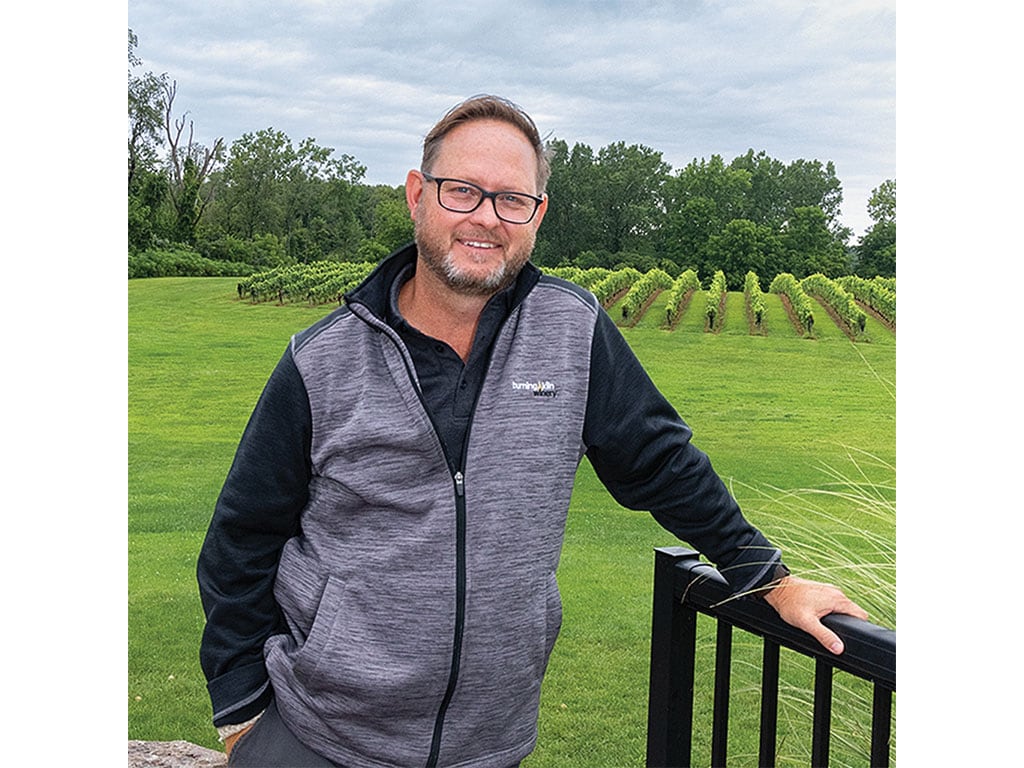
[406,95,550,297]
[421,94,551,195]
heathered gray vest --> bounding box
[265,276,599,768]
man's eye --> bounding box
[500,194,529,208]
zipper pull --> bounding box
[454,470,465,497]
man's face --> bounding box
[406,119,548,297]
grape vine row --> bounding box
[769,273,816,335]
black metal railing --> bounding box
[646,547,895,767]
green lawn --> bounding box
[128,277,896,765]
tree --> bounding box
[369,194,414,253]
[351,184,414,260]
[728,151,851,245]
[730,150,788,228]
[128,29,171,252]
[127,29,166,190]
[781,159,845,235]
[215,129,293,239]
[855,222,896,277]
[867,179,896,225]
[661,196,718,274]
[591,142,671,254]
[660,155,751,269]
[534,139,601,266]
[665,155,750,223]
[705,219,781,289]
[855,180,896,277]
[128,171,169,252]
[162,79,225,244]
[780,206,849,278]
[206,129,367,260]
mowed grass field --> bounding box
[128,277,896,766]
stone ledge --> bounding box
[128,740,227,768]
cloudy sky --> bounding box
[127,0,894,239]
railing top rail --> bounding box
[656,547,895,689]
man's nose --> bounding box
[467,195,502,227]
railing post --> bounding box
[647,547,701,767]
[710,621,733,767]
[758,639,781,767]
[870,684,893,768]
[811,659,834,767]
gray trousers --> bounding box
[228,696,522,768]
[228,697,340,767]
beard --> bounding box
[413,215,535,297]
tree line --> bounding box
[128,30,896,286]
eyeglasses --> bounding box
[421,172,543,224]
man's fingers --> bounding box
[807,619,845,655]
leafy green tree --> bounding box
[535,139,601,266]
[867,179,896,225]
[705,219,781,289]
[210,129,290,239]
[207,129,365,259]
[128,170,169,252]
[781,159,846,235]
[661,196,717,272]
[659,155,751,269]
[730,150,788,228]
[665,155,750,222]
[855,221,896,277]
[352,184,412,256]
[370,194,414,253]
[728,151,851,247]
[128,29,166,190]
[128,29,172,251]
[780,206,849,278]
[855,180,896,277]
[612,251,659,273]
[591,142,671,254]
[573,249,614,270]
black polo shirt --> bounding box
[385,262,538,471]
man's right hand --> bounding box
[223,725,254,758]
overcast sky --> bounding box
[127,0,895,240]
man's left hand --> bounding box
[763,576,869,655]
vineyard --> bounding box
[236,261,896,341]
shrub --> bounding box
[128,247,258,278]
[744,270,767,328]
[704,270,728,330]
[197,233,289,268]
[620,268,674,319]
[769,272,815,335]
[664,269,702,326]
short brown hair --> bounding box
[421,94,551,194]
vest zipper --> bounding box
[426,469,466,767]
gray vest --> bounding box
[266,276,599,768]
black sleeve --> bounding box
[196,346,312,727]
[582,309,785,594]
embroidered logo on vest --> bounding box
[511,379,558,398]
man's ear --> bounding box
[405,170,424,219]
[532,193,549,230]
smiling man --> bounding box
[197,95,866,768]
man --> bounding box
[198,94,867,768]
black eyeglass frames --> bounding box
[421,172,543,224]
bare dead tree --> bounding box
[162,80,225,242]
